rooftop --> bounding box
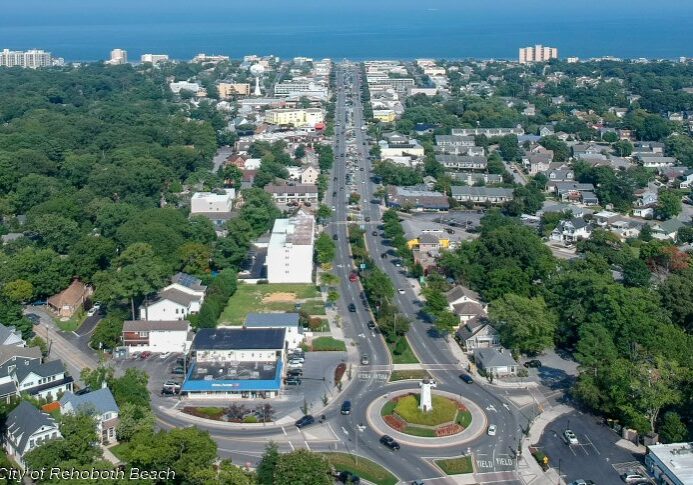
[647,442,693,484]
[192,327,286,351]
[123,320,190,332]
[269,213,315,247]
[244,313,300,328]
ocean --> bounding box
[1,0,692,62]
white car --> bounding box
[288,362,303,369]
[398,289,405,294]
[563,429,578,445]
[87,304,101,316]
[159,352,171,359]
[487,425,497,436]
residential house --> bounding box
[60,385,119,444]
[456,319,500,351]
[451,127,523,137]
[140,273,206,321]
[632,141,665,156]
[650,219,686,241]
[244,313,303,349]
[190,189,236,231]
[4,401,61,469]
[539,203,590,219]
[633,189,658,218]
[445,286,487,323]
[539,125,555,137]
[474,348,518,377]
[451,186,514,204]
[47,280,92,318]
[288,165,320,185]
[524,152,553,174]
[122,320,192,354]
[0,324,24,347]
[264,184,319,205]
[550,218,592,244]
[554,182,596,203]
[678,169,693,189]
[638,156,677,169]
[0,357,74,401]
[386,186,449,211]
[0,346,42,402]
[545,169,574,183]
[572,143,607,159]
[435,135,475,150]
[436,155,487,171]
[448,172,503,185]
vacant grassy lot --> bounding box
[322,453,398,485]
[393,395,457,426]
[218,283,322,325]
[311,336,346,351]
[435,456,474,475]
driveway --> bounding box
[536,411,643,485]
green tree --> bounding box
[273,449,332,485]
[489,294,557,354]
[90,313,125,350]
[108,368,150,408]
[613,139,633,157]
[315,233,336,265]
[656,189,682,219]
[68,236,117,282]
[2,279,34,303]
[622,258,651,287]
[659,411,689,443]
[178,242,212,274]
[256,442,279,485]
[116,402,155,442]
[434,311,459,336]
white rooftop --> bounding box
[648,442,693,484]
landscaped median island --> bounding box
[309,336,347,351]
[389,369,431,382]
[381,393,473,437]
[218,283,323,325]
[434,456,474,475]
[321,452,398,485]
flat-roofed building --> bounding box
[645,442,693,485]
[218,82,251,98]
[265,108,324,127]
[266,213,315,284]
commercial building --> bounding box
[373,109,397,123]
[265,108,324,127]
[519,45,558,63]
[106,48,127,65]
[266,213,315,284]
[645,442,693,485]
[169,81,203,95]
[244,313,304,349]
[140,54,169,64]
[218,82,251,98]
[274,80,328,99]
[0,49,61,68]
[386,186,450,211]
[264,184,319,205]
[192,53,229,64]
[122,320,192,354]
[182,327,286,398]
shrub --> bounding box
[393,337,408,355]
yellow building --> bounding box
[373,109,396,123]
[264,108,324,127]
[218,83,251,98]
[407,233,451,250]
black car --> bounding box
[379,435,400,450]
[285,378,302,386]
[340,400,352,415]
[367,320,376,330]
[337,471,361,484]
[171,366,185,375]
[332,234,338,240]
[364,216,370,222]
[524,359,542,368]
[161,387,178,396]
[348,303,357,312]
[332,191,337,197]
[287,368,303,376]
[295,415,315,428]
[372,231,378,236]
[26,313,40,325]
[459,373,474,384]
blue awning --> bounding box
[181,361,283,392]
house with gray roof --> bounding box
[244,313,303,349]
[0,324,24,347]
[550,218,593,244]
[60,385,119,444]
[13,359,73,401]
[139,273,207,322]
[650,219,686,241]
[456,319,500,351]
[451,186,514,204]
[445,286,487,323]
[474,348,518,377]
[4,401,61,468]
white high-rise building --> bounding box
[106,49,128,65]
[266,213,315,284]
[0,49,60,68]
[141,54,169,64]
[519,45,558,64]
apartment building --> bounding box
[140,54,169,64]
[218,83,251,98]
[264,184,319,205]
[0,49,60,68]
[265,108,324,127]
[519,45,558,63]
[106,48,127,65]
[266,213,315,284]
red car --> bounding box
[140,351,152,360]
[349,272,358,282]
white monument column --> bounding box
[419,378,437,412]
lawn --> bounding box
[389,370,431,382]
[182,406,226,420]
[388,337,419,364]
[435,456,474,475]
[380,400,396,416]
[393,395,458,426]
[299,299,326,315]
[403,426,437,437]
[322,453,398,485]
[109,442,131,462]
[218,283,322,325]
[456,409,472,428]
[311,336,346,351]
[57,310,86,332]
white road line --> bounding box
[304,441,311,450]
[288,441,295,451]
[584,433,601,455]
[282,426,287,436]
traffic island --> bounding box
[380,393,472,437]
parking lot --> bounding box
[537,411,644,485]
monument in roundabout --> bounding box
[380,379,473,437]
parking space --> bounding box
[536,412,643,485]
[612,461,654,484]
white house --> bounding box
[244,313,304,349]
[266,212,315,284]
[456,320,500,351]
[474,348,518,377]
[0,358,74,401]
[4,401,62,469]
[445,286,487,323]
[140,273,206,321]
[0,324,24,347]
[550,218,592,244]
[190,189,235,231]
[122,320,192,354]
[60,385,119,444]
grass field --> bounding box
[389,370,431,382]
[403,426,437,437]
[381,400,396,416]
[218,283,322,325]
[393,395,458,426]
[311,336,346,351]
[435,456,474,475]
[457,409,472,428]
[388,337,419,364]
[57,311,86,332]
[322,453,398,485]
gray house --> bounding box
[60,386,120,444]
[4,401,62,469]
[474,348,518,377]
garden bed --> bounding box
[389,370,431,382]
[380,393,472,437]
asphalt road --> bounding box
[537,411,642,485]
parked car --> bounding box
[568,480,595,485]
[287,362,303,370]
[349,272,358,282]
[289,356,305,363]
[524,359,542,368]
[159,352,171,359]
[379,435,400,450]
[620,474,646,484]
[360,354,369,365]
[87,304,101,316]
[459,373,474,384]
[487,425,497,436]
[340,401,352,415]
[26,313,40,325]
[372,231,378,236]
[161,387,178,396]
[287,369,303,377]
[563,429,578,445]
[285,378,302,386]
[337,471,361,484]
[140,351,152,360]
[171,366,185,375]
[295,415,315,428]
[397,288,405,294]
[348,303,357,312]
[333,234,339,240]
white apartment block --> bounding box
[106,48,127,65]
[0,49,60,68]
[519,45,558,64]
[264,108,324,127]
[169,81,202,94]
[123,320,192,354]
[267,213,315,284]
[190,189,235,214]
[140,54,169,64]
[274,80,328,99]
